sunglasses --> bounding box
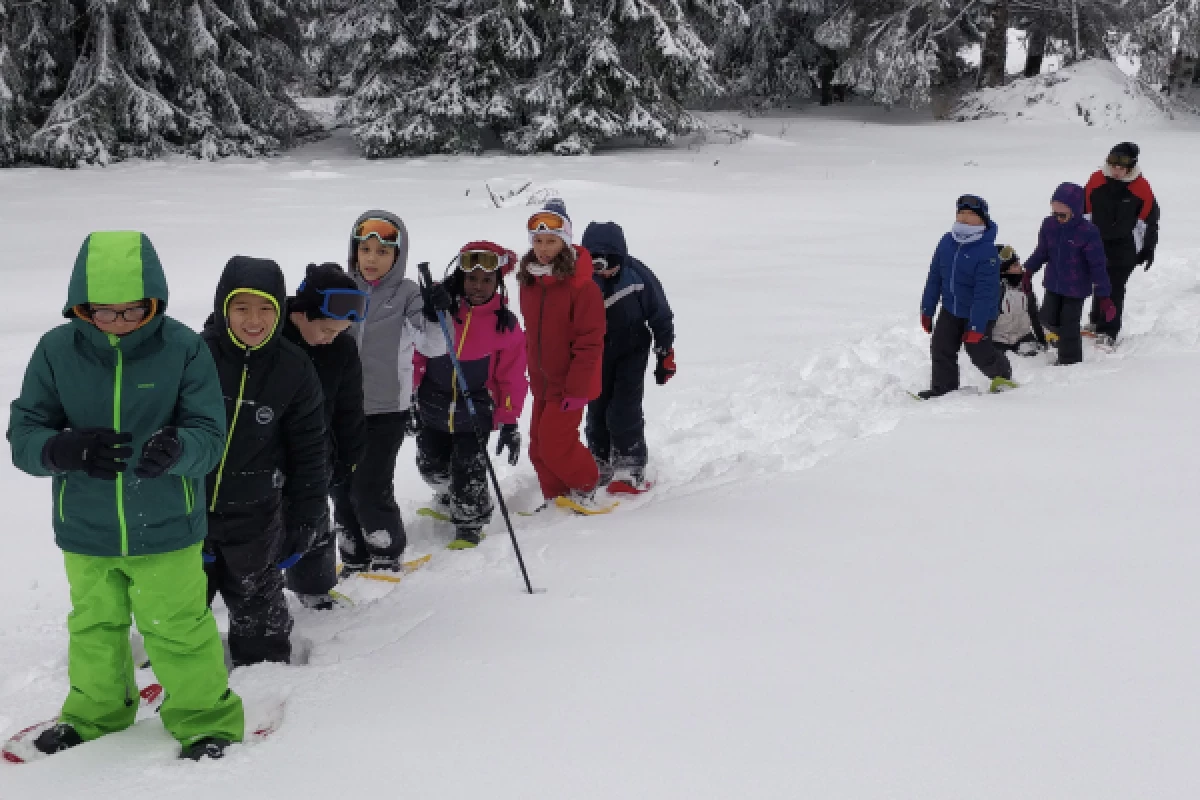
[90,302,150,324]
[1053,212,1071,221]
[956,194,987,214]
[299,285,369,321]
[353,219,402,247]
[458,250,506,273]
[527,211,568,233]
[1107,154,1135,168]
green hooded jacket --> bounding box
[7,232,227,557]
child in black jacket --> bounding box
[579,222,675,493]
[202,257,329,667]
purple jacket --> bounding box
[1025,183,1111,300]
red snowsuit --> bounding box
[519,248,606,498]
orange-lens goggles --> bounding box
[459,250,503,273]
[527,212,567,233]
[354,218,402,246]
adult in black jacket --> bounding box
[202,256,328,667]
[281,263,368,609]
[580,222,675,490]
[1083,142,1161,340]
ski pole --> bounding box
[417,262,536,595]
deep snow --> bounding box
[1,103,1200,798]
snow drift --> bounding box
[950,60,1179,126]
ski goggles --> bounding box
[956,194,987,215]
[1107,153,1136,168]
[353,218,402,247]
[592,254,621,273]
[458,250,507,273]
[301,285,369,321]
[527,211,568,233]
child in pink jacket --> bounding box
[413,241,528,549]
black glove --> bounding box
[495,423,521,466]
[421,280,454,323]
[43,427,133,481]
[134,426,182,479]
[1138,250,1154,271]
[654,347,676,386]
[278,513,330,569]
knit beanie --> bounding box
[1108,142,1139,167]
[527,200,573,247]
[997,244,1020,269]
[291,262,359,319]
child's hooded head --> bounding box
[348,212,408,284]
[214,256,287,351]
[66,231,169,338]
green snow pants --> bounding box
[60,543,244,746]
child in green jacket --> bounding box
[7,231,244,761]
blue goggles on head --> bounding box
[956,194,988,216]
[299,284,370,321]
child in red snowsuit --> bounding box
[517,201,607,513]
[413,242,528,548]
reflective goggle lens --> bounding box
[459,250,502,273]
[956,194,985,213]
[353,219,402,246]
[527,212,567,233]
[319,288,369,321]
[1107,154,1135,168]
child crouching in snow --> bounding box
[992,245,1046,357]
[518,201,607,513]
[917,194,1015,399]
[413,242,528,549]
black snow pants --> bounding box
[929,311,1012,396]
[415,427,492,534]
[1041,290,1086,365]
[284,505,337,596]
[1088,261,1137,338]
[334,411,409,569]
[586,341,651,481]
[205,499,292,667]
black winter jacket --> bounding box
[281,309,367,477]
[202,257,328,534]
[1084,167,1160,268]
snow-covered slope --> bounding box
[951,59,1179,126]
[1,110,1199,798]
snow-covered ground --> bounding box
[2,103,1200,798]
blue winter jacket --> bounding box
[1024,183,1111,300]
[920,221,1002,333]
[581,222,675,354]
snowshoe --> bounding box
[447,528,484,550]
[1044,331,1060,348]
[338,560,370,577]
[1081,323,1097,338]
[554,491,618,516]
[989,376,1019,393]
[607,476,654,495]
[180,737,230,761]
[417,493,453,523]
[341,554,432,584]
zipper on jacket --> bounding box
[449,307,474,433]
[58,476,67,523]
[537,282,549,396]
[950,242,964,315]
[209,357,249,512]
[111,338,129,556]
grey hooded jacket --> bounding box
[347,210,447,416]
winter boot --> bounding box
[339,559,370,577]
[33,723,82,756]
[989,376,1019,393]
[1082,322,1097,337]
[447,527,484,550]
[915,388,952,400]
[369,555,402,573]
[180,737,231,761]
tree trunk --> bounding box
[978,0,1010,87]
[818,48,837,106]
[1023,24,1047,77]
[1070,0,1081,63]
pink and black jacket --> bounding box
[413,295,528,434]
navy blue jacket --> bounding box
[581,222,674,354]
[920,221,1001,333]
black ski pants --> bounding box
[586,343,651,478]
[1088,261,1137,338]
[929,311,1011,395]
[416,427,492,533]
[334,411,409,569]
[1041,290,1086,365]
[205,501,292,667]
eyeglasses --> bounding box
[298,284,369,321]
[1053,212,1071,221]
[1107,154,1135,168]
[90,303,149,324]
[956,194,987,214]
[353,218,402,247]
[527,211,568,233]
[458,250,505,273]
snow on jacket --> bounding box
[580,222,675,355]
[8,232,226,558]
[1084,165,1160,268]
[1025,183,1111,300]
[413,294,528,434]
[519,247,606,403]
[201,257,328,528]
[346,210,447,416]
[920,220,1001,333]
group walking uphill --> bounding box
[4,198,678,764]
[915,141,1160,398]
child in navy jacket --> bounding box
[580,222,675,491]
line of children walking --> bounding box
[7,200,678,764]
